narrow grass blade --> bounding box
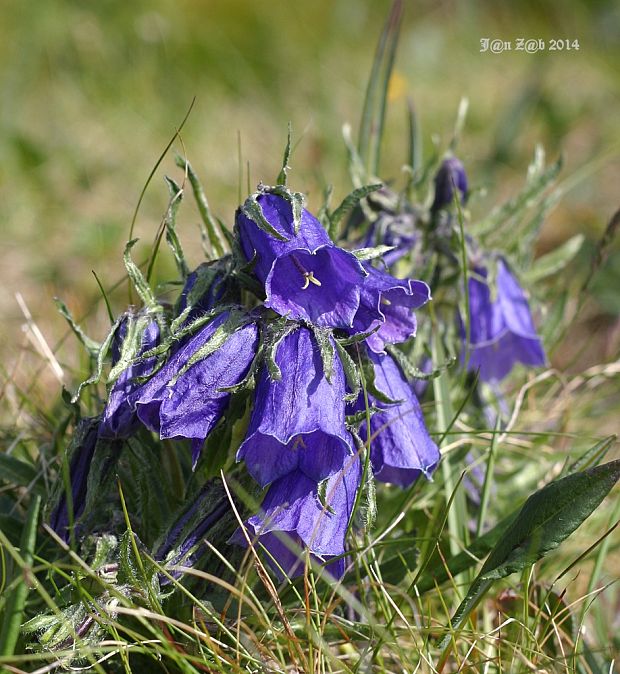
[358,0,403,176]
[0,494,41,656]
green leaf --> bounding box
[169,311,249,385]
[523,234,585,283]
[71,315,123,402]
[175,155,227,258]
[262,184,305,235]
[123,239,158,309]
[54,299,100,356]
[351,244,395,262]
[311,327,335,384]
[343,123,368,189]
[406,97,422,174]
[318,184,334,234]
[386,344,455,381]
[335,341,361,402]
[438,459,620,652]
[262,321,297,382]
[416,436,617,595]
[330,183,383,232]
[118,529,142,587]
[317,480,336,516]
[163,176,189,279]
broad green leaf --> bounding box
[438,459,620,652]
[417,436,616,595]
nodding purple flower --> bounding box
[236,193,367,328]
[351,350,440,488]
[50,418,116,542]
[231,455,361,579]
[462,257,546,382]
[431,156,468,212]
[133,311,259,466]
[349,264,431,354]
[155,485,230,584]
[236,326,353,488]
[99,314,161,439]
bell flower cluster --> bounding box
[75,187,440,579]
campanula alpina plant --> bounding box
[9,3,618,670]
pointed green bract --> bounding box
[163,176,189,279]
[241,194,289,242]
[55,299,100,356]
[310,326,335,384]
[123,239,158,309]
[72,316,123,403]
[175,155,227,258]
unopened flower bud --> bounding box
[431,156,468,212]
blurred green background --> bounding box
[1,0,619,395]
